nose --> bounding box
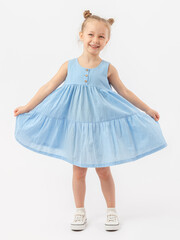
[92,36,99,44]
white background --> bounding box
[0,0,179,239]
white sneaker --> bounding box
[105,210,120,231]
[70,209,87,231]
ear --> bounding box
[79,31,83,41]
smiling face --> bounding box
[79,20,109,56]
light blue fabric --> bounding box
[14,58,168,168]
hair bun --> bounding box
[107,18,114,25]
[83,10,92,19]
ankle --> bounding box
[75,207,86,212]
[107,207,117,213]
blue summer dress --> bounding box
[14,58,168,168]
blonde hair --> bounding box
[80,10,114,40]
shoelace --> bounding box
[107,213,118,222]
[74,213,85,222]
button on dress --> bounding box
[14,57,168,168]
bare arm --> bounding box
[108,64,151,113]
[25,61,68,111]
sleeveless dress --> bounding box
[14,57,168,168]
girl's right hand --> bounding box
[14,105,30,117]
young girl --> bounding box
[14,10,167,231]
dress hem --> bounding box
[15,135,168,168]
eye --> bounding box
[88,34,104,38]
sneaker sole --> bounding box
[105,223,120,231]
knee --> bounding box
[73,165,88,180]
[95,167,111,179]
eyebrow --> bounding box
[89,31,105,35]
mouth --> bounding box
[89,44,100,49]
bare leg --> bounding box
[72,165,88,208]
[95,167,116,208]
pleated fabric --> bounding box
[14,58,167,167]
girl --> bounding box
[14,10,167,231]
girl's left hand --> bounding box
[145,108,160,121]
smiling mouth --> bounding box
[89,44,100,49]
